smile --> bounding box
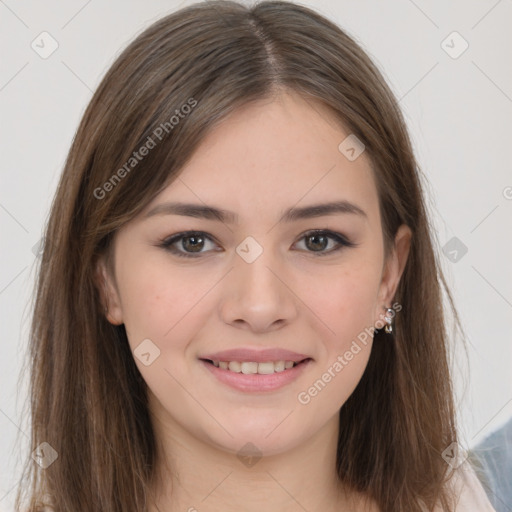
[209,359,300,374]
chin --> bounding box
[203,413,308,458]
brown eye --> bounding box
[305,233,329,252]
[160,231,219,258]
[181,234,205,252]
[295,230,356,255]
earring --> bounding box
[383,307,395,334]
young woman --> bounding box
[16,1,497,511]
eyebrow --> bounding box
[144,200,367,224]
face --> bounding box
[98,91,411,457]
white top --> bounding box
[431,460,497,511]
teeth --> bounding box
[212,360,301,374]
[229,361,242,373]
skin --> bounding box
[97,90,411,512]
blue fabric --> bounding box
[469,416,512,512]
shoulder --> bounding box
[438,460,497,512]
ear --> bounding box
[94,255,124,326]
[374,224,412,326]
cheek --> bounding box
[115,261,211,397]
[301,261,381,351]
[295,269,378,416]
[116,254,216,353]
[114,251,169,336]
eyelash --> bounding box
[158,229,357,258]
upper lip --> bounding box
[200,348,312,363]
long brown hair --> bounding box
[16,1,465,510]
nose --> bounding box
[218,247,299,333]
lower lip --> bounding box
[200,359,312,392]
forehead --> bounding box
[147,91,380,226]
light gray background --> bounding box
[1,0,511,510]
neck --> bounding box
[147,410,362,512]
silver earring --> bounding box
[383,307,395,334]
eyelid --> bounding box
[158,229,357,258]
[159,230,221,258]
